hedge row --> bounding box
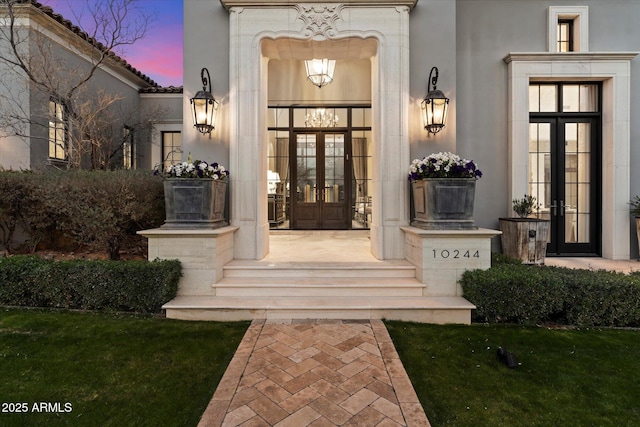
[0,256,180,313]
[461,258,640,327]
[0,170,165,259]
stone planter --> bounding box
[162,178,227,229]
[499,218,550,265]
[411,178,477,230]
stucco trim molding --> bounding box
[220,0,417,11]
[504,51,639,260]
[504,52,638,63]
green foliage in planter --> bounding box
[0,170,164,259]
[0,256,180,313]
[511,194,538,218]
[461,259,640,327]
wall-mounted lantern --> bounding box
[190,67,219,134]
[304,58,336,88]
[421,66,449,134]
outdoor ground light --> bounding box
[421,66,449,134]
[190,67,219,134]
[305,58,336,88]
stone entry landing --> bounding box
[198,319,430,427]
[156,230,482,323]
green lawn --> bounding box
[385,321,640,427]
[0,308,249,427]
[4,308,639,427]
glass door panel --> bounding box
[321,134,348,229]
[529,118,599,255]
[291,132,349,229]
[563,122,591,244]
[292,134,319,228]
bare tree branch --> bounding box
[0,0,157,170]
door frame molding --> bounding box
[505,52,638,259]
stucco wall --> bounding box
[409,0,457,157]
[1,12,152,171]
[25,43,145,169]
[183,0,640,257]
[182,0,230,167]
[456,0,640,257]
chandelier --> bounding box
[304,58,336,88]
[305,108,339,128]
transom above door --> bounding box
[267,106,372,230]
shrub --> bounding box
[0,256,180,313]
[0,170,164,259]
[461,259,640,327]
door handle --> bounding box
[550,200,558,216]
[560,200,565,216]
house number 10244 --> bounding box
[432,249,480,259]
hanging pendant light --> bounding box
[304,58,336,88]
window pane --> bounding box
[529,85,540,113]
[562,84,598,112]
[352,131,371,229]
[48,100,66,160]
[563,85,579,112]
[557,20,573,52]
[334,109,347,127]
[352,108,365,127]
[579,84,598,112]
[293,108,306,127]
[528,123,552,217]
[303,108,339,128]
[162,131,182,167]
[539,85,557,112]
[529,84,558,112]
[268,108,289,128]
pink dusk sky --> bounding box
[40,0,183,87]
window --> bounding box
[548,6,589,52]
[162,131,181,168]
[557,20,573,52]
[123,126,135,169]
[529,83,599,113]
[48,99,67,160]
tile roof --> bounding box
[139,86,183,94]
[27,0,159,88]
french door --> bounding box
[291,132,350,229]
[529,118,600,255]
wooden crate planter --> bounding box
[499,218,550,264]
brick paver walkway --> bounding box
[198,319,430,427]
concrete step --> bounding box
[162,295,475,324]
[223,260,417,278]
[215,277,425,297]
